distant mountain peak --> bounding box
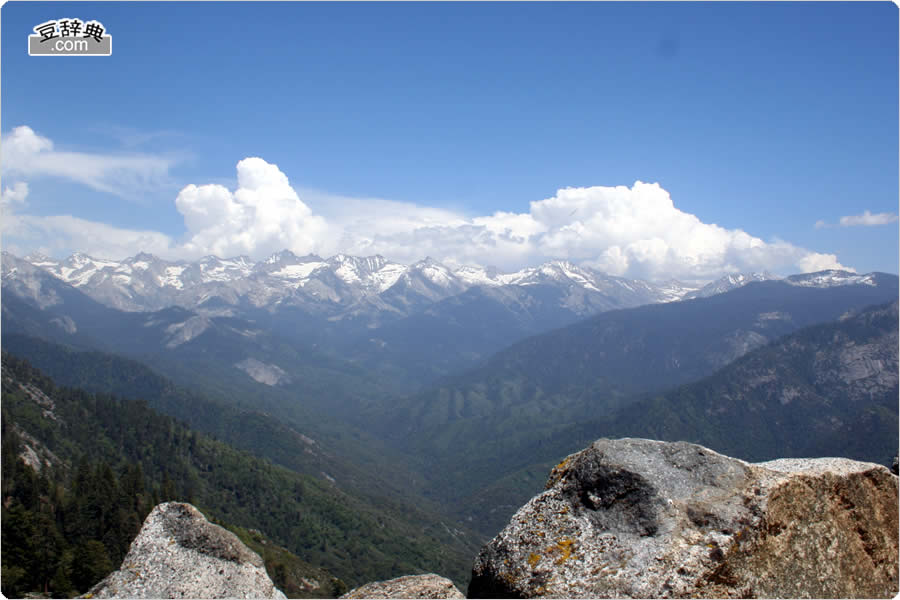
[684,271,780,300]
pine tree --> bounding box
[71,540,113,593]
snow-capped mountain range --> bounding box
[5,250,880,320]
[10,250,695,315]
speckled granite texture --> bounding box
[469,438,898,599]
[85,502,286,599]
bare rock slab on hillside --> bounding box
[468,438,898,598]
[85,502,286,599]
[341,574,465,598]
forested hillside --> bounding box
[0,354,476,597]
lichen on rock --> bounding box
[468,438,899,598]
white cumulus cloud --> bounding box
[175,157,328,259]
[471,182,852,280]
[796,251,855,273]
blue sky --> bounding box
[2,1,897,281]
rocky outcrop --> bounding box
[340,574,465,599]
[469,438,898,598]
[85,502,286,598]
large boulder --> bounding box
[85,502,286,598]
[469,438,898,598]
[340,574,465,598]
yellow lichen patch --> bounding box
[528,553,541,568]
[545,537,577,565]
[556,538,576,563]
[546,456,574,488]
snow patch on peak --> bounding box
[684,271,778,300]
[371,262,406,292]
[420,265,453,287]
[409,259,457,288]
[161,266,187,289]
[786,270,876,288]
[24,252,56,266]
[653,280,700,302]
[334,262,361,284]
[496,261,598,289]
[272,262,326,281]
[454,266,503,287]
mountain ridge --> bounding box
[12,249,811,316]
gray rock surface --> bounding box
[469,438,899,598]
[340,574,465,599]
[85,502,286,598]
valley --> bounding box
[2,248,897,596]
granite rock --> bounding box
[85,502,286,598]
[341,574,465,598]
[469,438,898,598]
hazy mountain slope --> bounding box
[383,277,898,509]
[1,333,372,485]
[341,283,610,385]
[1,354,478,589]
[1,290,413,450]
[452,300,899,536]
[0,334,482,551]
[1,254,122,349]
[341,263,704,387]
[582,299,899,462]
